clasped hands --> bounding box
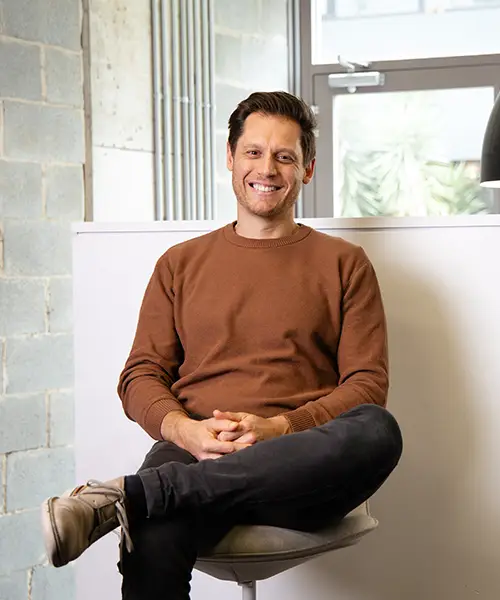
[166,409,290,461]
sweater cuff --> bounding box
[284,407,317,433]
[143,397,188,440]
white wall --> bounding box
[73,217,500,600]
[89,0,155,222]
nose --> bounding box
[258,153,277,178]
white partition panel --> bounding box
[73,218,500,600]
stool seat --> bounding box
[196,502,377,584]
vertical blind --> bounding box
[152,0,216,220]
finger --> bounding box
[217,430,255,443]
[233,442,253,451]
[209,418,240,433]
[213,409,246,422]
[235,432,257,445]
[218,431,244,442]
[202,440,241,455]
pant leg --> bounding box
[120,441,233,600]
[138,404,402,529]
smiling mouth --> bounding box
[249,183,282,192]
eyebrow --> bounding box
[242,144,298,159]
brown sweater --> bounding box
[118,223,388,440]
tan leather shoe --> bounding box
[41,477,133,567]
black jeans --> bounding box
[120,404,402,600]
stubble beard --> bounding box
[232,174,300,219]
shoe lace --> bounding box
[85,480,134,553]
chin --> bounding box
[246,201,282,218]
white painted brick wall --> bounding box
[0,39,42,100]
[0,0,81,50]
[0,570,27,600]
[48,278,74,333]
[0,0,83,597]
[49,391,75,448]
[6,447,74,512]
[0,280,46,336]
[3,221,72,276]
[0,395,46,454]
[0,161,43,219]
[0,510,45,575]
[46,166,84,221]
[3,102,84,163]
[31,565,75,600]
[44,48,83,108]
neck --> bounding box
[235,211,298,240]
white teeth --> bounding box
[253,183,278,192]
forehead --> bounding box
[239,113,302,154]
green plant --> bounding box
[335,91,493,217]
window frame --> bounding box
[298,0,500,221]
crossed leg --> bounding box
[121,404,402,599]
[43,404,402,600]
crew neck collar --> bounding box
[223,221,312,248]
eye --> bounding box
[278,154,293,162]
[246,150,259,157]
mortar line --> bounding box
[1,332,70,341]
[40,46,47,102]
[46,391,51,447]
[0,225,4,274]
[41,163,47,218]
[43,276,51,334]
[1,96,84,110]
[3,391,46,399]
[1,338,5,396]
[0,275,73,281]
[27,566,34,600]
[0,156,83,167]
[1,454,6,513]
[0,100,4,156]
[0,34,82,55]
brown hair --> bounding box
[228,91,317,166]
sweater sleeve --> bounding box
[284,254,389,433]
[117,254,188,440]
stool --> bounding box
[195,502,377,599]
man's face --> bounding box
[227,113,315,220]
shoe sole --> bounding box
[41,498,65,568]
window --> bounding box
[312,0,500,64]
[324,0,500,21]
[301,0,500,218]
[325,0,420,20]
[332,88,494,217]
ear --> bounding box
[226,142,234,171]
[302,158,316,185]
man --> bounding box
[41,91,402,599]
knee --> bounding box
[348,404,403,469]
[368,405,402,467]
